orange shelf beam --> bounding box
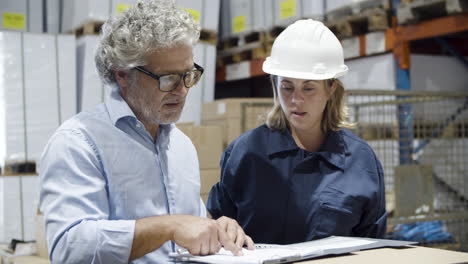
[395,13,468,42]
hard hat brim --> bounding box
[262,58,348,80]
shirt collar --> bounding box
[106,87,138,126]
[267,127,349,170]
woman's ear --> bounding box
[326,79,337,99]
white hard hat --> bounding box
[263,19,348,80]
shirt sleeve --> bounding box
[39,129,135,264]
[353,152,387,238]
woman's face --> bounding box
[277,76,332,133]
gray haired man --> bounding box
[39,1,253,263]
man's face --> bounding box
[125,43,194,125]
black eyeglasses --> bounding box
[134,63,204,92]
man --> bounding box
[39,1,253,263]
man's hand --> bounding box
[216,216,255,250]
[171,215,254,256]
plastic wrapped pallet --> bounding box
[301,0,325,21]
[0,0,44,32]
[77,35,108,112]
[272,0,302,27]
[179,44,205,124]
[0,32,27,167]
[0,175,39,243]
[45,0,61,33]
[0,32,76,167]
[176,0,220,32]
[61,0,110,33]
[221,0,273,39]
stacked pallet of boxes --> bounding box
[218,0,325,67]
[0,3,76,262]
[177,123,223,205]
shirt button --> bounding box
[136,123,141,128]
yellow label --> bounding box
[183,8,200,23]
[117,3,132,14]
[2,12,25,30]
[232,15,246,34]
[280,0,296,19]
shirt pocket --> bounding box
[314,188,362,238]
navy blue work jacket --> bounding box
[207,125,387,244]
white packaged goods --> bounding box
[202,44,216,103]
[410,55,468,121]
[0,175,39,243]
[229,0,252,35]
[365,31,386,56]
[0,0,43,32]
[177,0,221,32]
[0,32,26,167]
[342,53,396,90]
[341,36,360,59]
[77,35,107,112]
[61,0,110,33]
[0,31,76,166]
[301,0,324,20]
[273,0,302,27]
[179,44,204,124]
[46,0,61,33]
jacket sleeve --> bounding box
[206,142,239,220]
[353,152,387,238]
[39,129,135,264]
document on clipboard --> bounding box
[169,236,417,264]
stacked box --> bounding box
[0,0,43,32]
[0,175,39,243]
[0,32,76,166]
[176,0,220,32]
[272,0,302,27]
[177,124,223,170]
[202,98,274,147]
[77,35,107,112]
[220,0,273,39]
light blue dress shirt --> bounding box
[39,90,205,264]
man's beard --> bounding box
[125,85,185,125]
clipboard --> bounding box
[168,236,417,264]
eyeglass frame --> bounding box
[133,63,204,92]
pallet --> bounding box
[1,162,36,175]
[397,0,468,25]
[199,29,217,45]
[327,8,392,39]
[216,42,271,67]
[219,31,272,51]
[326,0,391,22]
[69,21,104,37]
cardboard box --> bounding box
[202,98,273,146]
[35,214,48,259]
[200,169,221,195]
[1,255,50,264]
[178,125,223,170]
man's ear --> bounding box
[114,70,131,93]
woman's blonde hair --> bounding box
[266,76,355,133]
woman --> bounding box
[207,19,387,244]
